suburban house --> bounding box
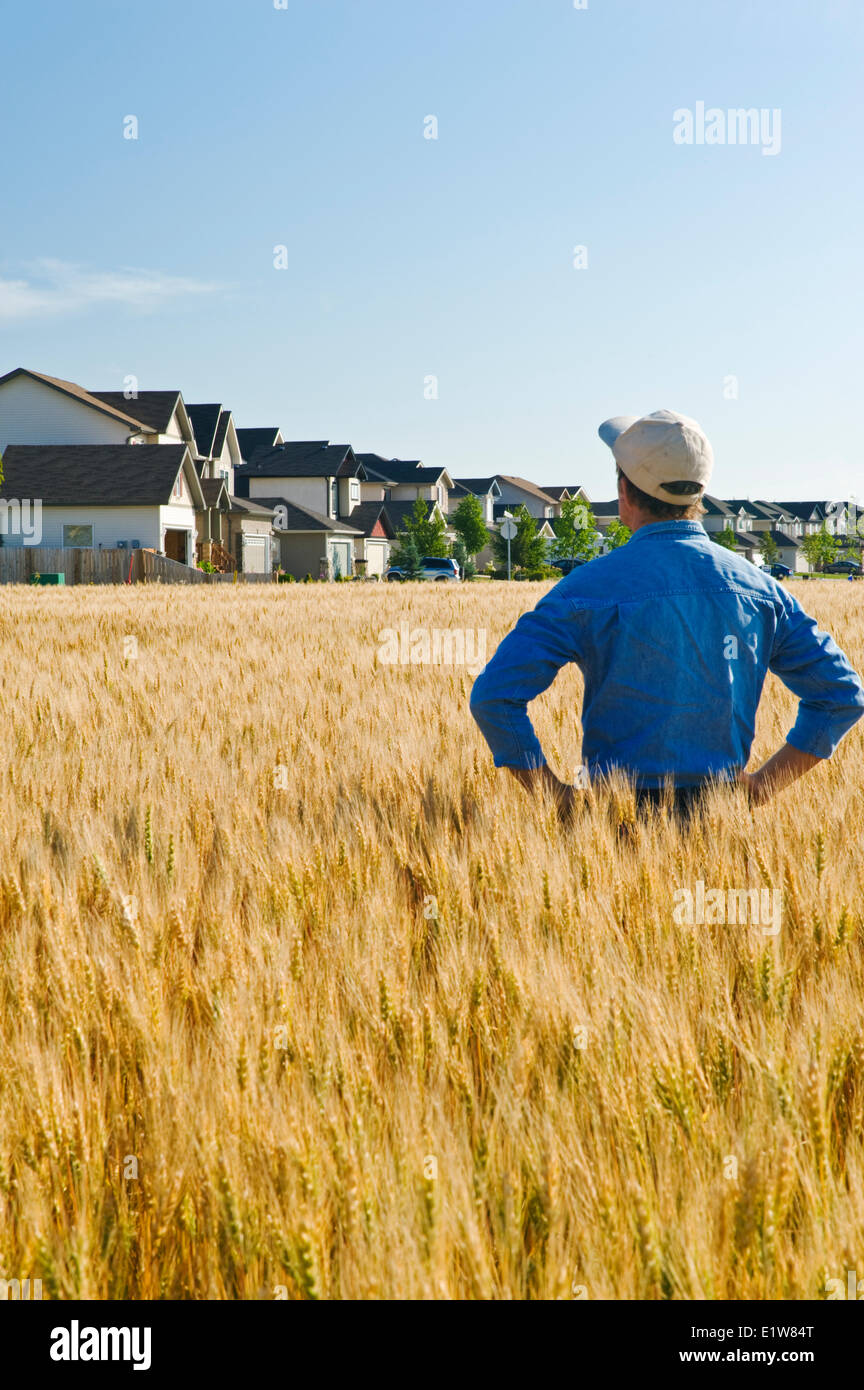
[0,368,147,451]
[0,444,204,562]
[0,368,278,573]
[235,440,371,578]
[356,455,454,513]
[448,478,502,525]
[187,403,275,573]
[493,476,561,519]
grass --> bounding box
[0,579,862,1300]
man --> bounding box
[470,410,864,820]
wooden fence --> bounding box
[0,548,278,586]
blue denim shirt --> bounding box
[470,521,864,788]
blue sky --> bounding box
[2,0,862,500]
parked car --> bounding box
[768,562,791,578]
[386,556,461,582]
[823,560,861,575]
[549,557,588,576]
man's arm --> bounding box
[739,743,822,806]
[469,587,583,777]
[745,590,864,804]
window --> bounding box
[63,524,93,548]
[350,482,360,502]
[330,480,338,517]
[173,473,184,500]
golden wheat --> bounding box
[0,580,862,1300]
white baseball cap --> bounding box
[598,409,713,505]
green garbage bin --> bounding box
[30,573,65,585]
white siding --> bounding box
[0,504,161,549]
[0,376,133,451]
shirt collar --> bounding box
[627,520,706,546]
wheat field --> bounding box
[1,579,862,1301]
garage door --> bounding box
[365,542,388,577]
[330,542,352,578]
[243,535,268,574]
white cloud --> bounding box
[0,259,221,321]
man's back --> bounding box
[470,520,864,789]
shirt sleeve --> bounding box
[469,587,584,769]
[768,588,864,759]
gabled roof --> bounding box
[0,444,201,507]
[701,494,735,517]
[494,475,558,505]
[186,404,223,458]
[356,454,450,486]
[252,497,361,534]
[381,499,440,530]
[0,368,143,430]
[346,501,397,539]
[236,427,282,463]
[765,528,803,547]
[212,409,232,459]
[200,478,230,508]
[775,501,826,521]
[89,389,184,435]
[229,496,276,518]
[451,477,502,496]
[237,441,358,479]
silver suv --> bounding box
[386,556,461,582]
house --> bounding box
[493,476,561,520]
[0,444,204,563]
[470,506,557,572]
[539,485,592,508]
[236,441,368,578]
[188,404,276,572]
[448,478,502,526]
[344,501,398,577]
[0,368,145,451]
[356,455,453,513]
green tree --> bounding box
[604,518,631,550]
[407,497,449,558]
[451,493,488,559]
[490,505,548,574]
[800,525,838,574]
[390,530,422,578]
[758,532,780,566]
[391,498,449,565]
[713,525,738,551]
[451,536,475,579]
[552,497,601,563]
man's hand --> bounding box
[739,743,823,807]
[507,765,580,825]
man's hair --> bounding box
[616,467,705,521]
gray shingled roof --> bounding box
[186,404,223,458]
[236,427,282,463]
[90,390,183,435]
[345,501,397,539]
[0,444,193,506]
[237,441,357,479]
[253,497,361,534]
